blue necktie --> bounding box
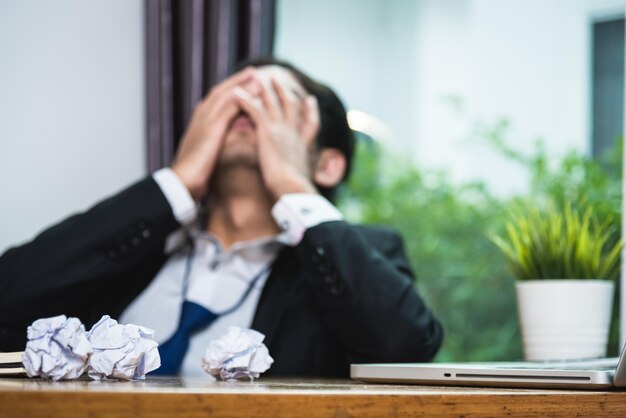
[151,300,218,375]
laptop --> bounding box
[351,344,626,389]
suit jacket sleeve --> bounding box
[0,177,180,351]
[293,220,443,363]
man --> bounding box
[0,59,443,377]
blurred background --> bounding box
[1,0,624,361]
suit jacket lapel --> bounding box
[252,246,301,349]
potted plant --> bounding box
[490,202,622,361]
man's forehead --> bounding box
[255,65,306,97]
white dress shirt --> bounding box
[119,168,342,377]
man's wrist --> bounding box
[171,163,205,201]
[270,176,318,201]
[153,168,198,226]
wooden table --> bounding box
[1,376,625,417]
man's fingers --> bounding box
[214,67,255,95]
[300,95,320,143]
[205,88,238,121]
[210,99,241,133]
[232,86,264,123]
[272,77,300,124]
[206,77,265,122]
[204,67,255,108]
[258,79,282,121]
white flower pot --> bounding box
[516,280,614,361]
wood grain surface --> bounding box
[0,377,624,417]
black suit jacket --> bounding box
[0,177,443,377]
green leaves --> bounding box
[490,203,622,280]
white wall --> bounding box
[275,0,600,197]
[0,0,146,252]
[411,0,589,196]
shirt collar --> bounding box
[187,228,286,262]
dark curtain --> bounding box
[146,0,276,172]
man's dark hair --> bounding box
[236,57,355,201]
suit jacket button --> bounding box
[141,229,151,238]
[131,237,141,246]
[316,247,325,257]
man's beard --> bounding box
[210,141,264,198]
[215,131,260,170]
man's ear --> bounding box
[313,148,347,189]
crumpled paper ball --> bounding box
[22,315,93,381]
[86,315,160,380]
[202,326,273,381]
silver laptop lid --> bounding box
[612,342,626,386]
[351,342,626,389]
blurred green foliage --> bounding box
[477,119,622,229]
[337,124,623,361]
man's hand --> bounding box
[171,68,255,200]
[233,77,321,200]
